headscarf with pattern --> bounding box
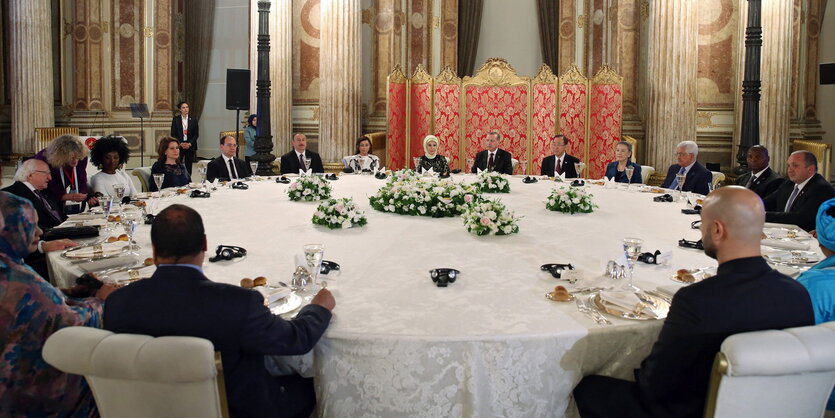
[816,197,835,251]
[0,191,37,263]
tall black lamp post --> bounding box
[253,1,276,175]
[735,0,762,175]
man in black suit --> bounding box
[280,133,325,174]
[735,145,784,198]
[104,204,335,418]
[2,159,65,230]
[206,135,252,182]
[763,150,835,231]
[470,131,513,175]
[574,186,814,418]
[540,134,580,178]
[170,101,199,175]
[659,140,713,195]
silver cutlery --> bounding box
[644,289,673,304]
[576,296,611,325]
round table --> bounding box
[50,175,723,417]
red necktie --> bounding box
[556,158,562,175]
[487,153,495,171]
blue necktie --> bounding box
[785,185,801,211]
[670,167,686,189]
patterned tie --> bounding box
[487,153,495,171]
[556,158,562,175]
[299,153,306,171]
[228,158,237,179]
[670,166,687,189]
[745,174,755,189]
[35,190,61,221]
[785,185,801,211]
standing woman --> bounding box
[604,141,642,183]
[170,101,199,176]
[33,134,97,213]
[417,135,449,174]
[244,114,257,163]
[150,137,190,191]
[89,135,137,198]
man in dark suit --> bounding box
[280,133,325,174]
[2,159,65,230]
[659,140,713,195]
[170,101,199,176]
[104,205,335,418]
[470,131,513,175]
[206,135,252,182]
[763,150,835,231]
[735,145,784,198]
[574,186,814,418]
[540,134,580,178]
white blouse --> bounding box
[90,170,138,198]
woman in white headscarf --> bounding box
[417,135,449,174]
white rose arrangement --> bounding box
[474,171,510,193]
[287,175,333,202]
[369,170,478,217]
[545,186,596,214]
[462,198,520,236]
[312,197,368,229]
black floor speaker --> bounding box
[821,63,835,85]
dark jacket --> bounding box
[471,148,513,175]
[541,153,581,178]
[763,173,835,231]
[280,150,324,174]
[170,115,199,152]
[1,181,64,230]
[659,161,713,195]
[735,167,784,198]
[206,155,252,182]
[604,161,643,183]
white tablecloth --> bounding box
[49,175,770,417]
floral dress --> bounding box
[418,155,449,174]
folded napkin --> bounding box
[376,166,386,174]
[57,218,107,228]
[67,213,103,221]
[77,255,139,273]
[103,265,155,283]
[299,168,313,176]
[604,177,617,189]
[655,285,682,300]
[599,291,657,318]
[257,286,293,305]
[424,167,436,176]
[764,249,819,264]
[65,241,128,258]
[763,227,813,240]
[557,171,567,182]
[761,238,810,251]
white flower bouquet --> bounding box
[312,197,368,229]
[474,171,510,193]
[462,198,520,236]
[369,170,479,217]
[287,175,333,201]
[545,186,597,214]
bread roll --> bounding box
[240,278,254,288]
[552,285,572,302]
[254,276,267,287]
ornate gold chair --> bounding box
[219,130,245,159]
[34,127,80,152]
[792,140,831,180]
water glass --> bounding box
[112,184,126,209]
[622,237,643,291]
[519,159,528,175]
[574,162,586,179]
[625,166,635,189]
[304,158,313,174]
[249,161,258,177]
[303,244,325,288]
[413,157,421,172]
[152,173,165,195]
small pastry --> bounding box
[253,276,267,287]
[118,234,129,241]
[551,285,572,302]
[106,236,118,243]
[679,273,696,283]
[143,258,154,266]
[240,278,254,288]
[676,269,690,277]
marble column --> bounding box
[643,0,697,171]
[9,0,55,155]
[759,0,793,168]
[269,0,293,155]
[319,0,361,162]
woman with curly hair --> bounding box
[89,135,137,198]
[33,134,96,213]
[150,136,190,191]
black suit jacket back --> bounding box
[280,150,325,174]
[763,172,835,231]
[2,181,64,230]
[735,167,784,198]
[103,266,332,417]
[659,161,713,195]
[635,257,813,417]
[206,155,252,182]
[540,153,580,178]
[170,115,199,152]
[471,148,513,175]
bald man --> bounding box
[574,187,814,418]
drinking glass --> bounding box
[112,184,126,210]
[706,181,715,194]
[622,237,643,291]
[121,213,139,253]
[152,173,165,197]
[304,158,313,175]
[675,173,686,201]
[413,157,421,173]
[519,159,528,175]
[249,161,258,177]
[100,196,114,234]
[357,156,367,173]
[625,166,635,189]
[303,244,325,289]
[574,162,586,179]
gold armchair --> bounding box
[792,139,831,180]
[34,127,80,152]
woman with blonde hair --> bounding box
[416,135,449,174]
[33,134,96,213]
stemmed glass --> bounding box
[303,244,325,289]
[675,173,687,201]
[413,157,421,173]
[622,237,643,291]
[303,157,312,175]
[574,162,587,179]
[519,159,528,175]
[100,196,114,235]
[152,173,164,198]
[121,212,140,253]
[357,156,367,173]
[467,158,475,173]
[112,184,126,210]
[625,166,635,190]
[249,161,258,178]
[198,166,208,186]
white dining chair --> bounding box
[640,165,655,185]
[43,326,228,418]
[704,321,835,418]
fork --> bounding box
[576,297,611,325]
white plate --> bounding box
[670,267,715,284]
[270,293,303,316]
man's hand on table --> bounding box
[42,239,79,252]
[311,288,335,311]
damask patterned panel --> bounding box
[532,83,557,175]
[387,82,407,170]
[409,83,432,167]
[589,84,623,179]
[558,83,588,165]
[464,85,529,174]
[153,0,173,111]
[433,83,461,170]
[113,0,144,110]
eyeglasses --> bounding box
[674,152,691,157]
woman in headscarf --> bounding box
[89,135,138,198]
[797,197,835,412]
[34,134,97,213]
[0,192,114,416]
[416,135,449,174]
[244,114,257,164]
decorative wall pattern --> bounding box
[559,66,589,164]
[153,0,174,111]
[558,0,576,75]
[406,0,431,75]
[433,68,461,170]
[696,0,737,108]
[371,0,403,115]
[531,65,558,175]
[409,73,433,163]
[464,85,529,174]
[72,0,104,110]
[112,0,144,110]
[440,0,457,71]
[589,66,624,179]
[293,0,321,104]
[387,67,407,169]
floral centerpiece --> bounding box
[369,170,479,218]
[462,198,520,236]
[545,186,597,214]
[287,175,333,201]
[312,197,368,229]
[474,171,510,193]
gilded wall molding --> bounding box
[531,64,557,84]
[463,58,529,87]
